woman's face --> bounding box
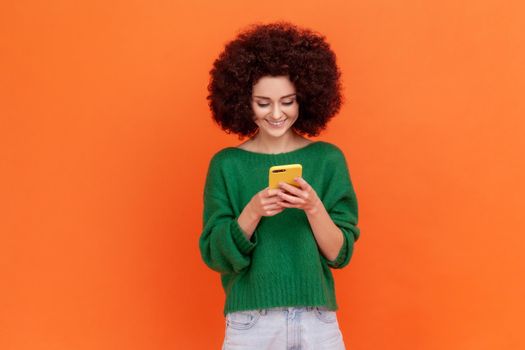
[251,75,299,138]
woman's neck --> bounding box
[242,131,311,154]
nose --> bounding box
[270,105,284,120]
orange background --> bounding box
[1,0,524,349]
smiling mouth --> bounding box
[267,119,287,127]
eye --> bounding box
[255,98,295,107]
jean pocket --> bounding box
[226,310,261,330]
[314,307,337,324]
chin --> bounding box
[265,128,292,138]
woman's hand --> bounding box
[248,187,285,218]
[237,187,285,239]
[276,177,321,215]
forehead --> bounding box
[252,76,296,97]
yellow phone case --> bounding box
[268,164,303,189]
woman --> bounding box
[199,21,360,349]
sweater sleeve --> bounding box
[320,147,360,269]
[198,154,258,274]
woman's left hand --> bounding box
[277,177,321,215]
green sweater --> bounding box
[199,141,360,317]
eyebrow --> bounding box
[252,93,297,100]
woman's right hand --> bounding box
[248,187,285,218]
[237,187,285,240]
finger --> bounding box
[268,208,284,215]
[263,194,285,204]
[278,191,305,204]
[264,203,282,211]
[279,181,303,197]
[265,188,282,197]
[278,200,298,208]
[294,177,311,191]
[270,196,284,204]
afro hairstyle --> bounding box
[207,21,344,139]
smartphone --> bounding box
[268,164,303,189]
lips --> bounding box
[267,119,286,127]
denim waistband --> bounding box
[258,306,324,315]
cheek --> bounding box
[252,111,264,121]
[287,105,299,118]
[253,110,266,123]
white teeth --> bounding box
[268,120,286,126]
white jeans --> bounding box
[222,306,346,350]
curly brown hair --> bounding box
[207,21,343,139]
